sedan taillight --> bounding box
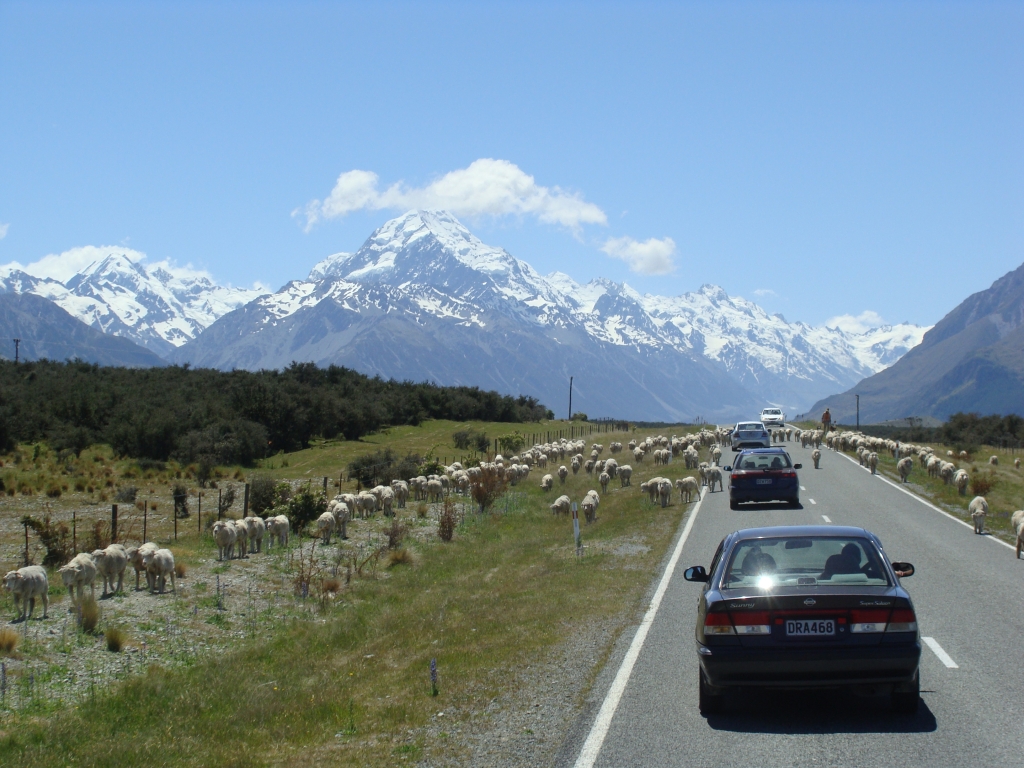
[704,612,734,635]
[886,608,918,633]
[730,610,771,635]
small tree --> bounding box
[218,486,236,517]
[438,495,457,542]
[23,514,73,566]
[470,464,508,514]
[172,483,190,518]
[287,486,327,538]
[248,474,277,515]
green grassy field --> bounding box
[0,419,705,766]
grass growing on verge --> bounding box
[0,425,699,767]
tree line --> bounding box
[0,360,553,464]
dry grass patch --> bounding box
[0,627,19,655]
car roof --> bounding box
[736,447,789,454]
[729,525,876,541]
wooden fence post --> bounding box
[23,521,29,566]
[111,504,118,544]
[198,492,202,533]
[143,500,148,542]
[72,509,77,555]
[218,488,222,520]
[243,483,250,517]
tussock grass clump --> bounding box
[322,576,343,595]
[387,548,416,568]
[416,502,428,518]
[78,596,100,633]
[105,626,127,652]
[0,627,19,655]
[386,520,408,550]
[174,562,187,579]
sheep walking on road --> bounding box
[1013,510,1024,559]
[676,476,700,503]
[706,467,724,493]
[812,449,822,470]
[969,496,988,535]
[897,457,913,483]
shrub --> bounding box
[386,519,408,550]
[970,473,994,497]
[79,596,100,633]
[217,485,236,517]
[172,483,190,518]
[452,430,488,452]
[348,449,422,488]
[287,486,327,537]
[105,626,127,652]
[45,483,62,498]
[115,485,138,503]
[470,464,508,513]
[22,514,74,566]
[416,502,428,519]
[438,497,457,542]
[387,548,415,567]
[248,474,277,515]
[88,520,111,551]
[0,627,19,655]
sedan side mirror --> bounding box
[684,566,709,582]
[891,561,915,577]
[793,464,802,470]
[723,466,732,472]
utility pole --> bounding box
[12,339,19,363]
[568,376,573,421]
[856,395,860,429]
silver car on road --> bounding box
[731,422,771,451]
[760,407,786,428]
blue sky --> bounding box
[0,1,1021,330]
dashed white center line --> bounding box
[821,515,831,523]
[809,498,817,505]
[800,486,806,491]
[923,637,959,668]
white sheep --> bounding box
[706,467,724,493]
[4,565,49,620]
[969,496,988,535]
[812,449,822,470]
[868,452,879,475]
[618,465,633,487]
[245,516,266,553]
[1016,458,1021,470]
[953,469,970,496]
[317,511,336,544]
[549,495,571,515]
[143,548,176,594]
[233,518,250,559]
[658,478,672,508]
[266,515,290,549]
[897,457,913,483]
[675,476,700,503]
[990,455,999,466]
[599,472,611,494]
[58,553,97,605]
[391,480,409,508]
[1012,510,1024,559]
[571,457,581,475]
[558,465,569,484]
[91,544,128,596]
[426,479,444,502]
[540,474,554,491]
[581,490,600,523]
[126,542,159,589]
[212,520,237,561]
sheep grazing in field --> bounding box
[812,449,822,470]
[327,498,350,540]
[4,565,49,620]
[610,442,623,454]
[897,457,913,483]
[633,447,645,463]
[212,520,238,561]
[990,455,999,466]
[244,516,266,553]
[126,543,159,589]
[266,515,290,549]
[676,476,700,503]
[706,467,724,493]
[91,544,128,596]
[1012,510,1024,559]
[939,462,956,485]
[599,472,611,494]
[571,457,582,475]
[549,495,571,516]
[391,480,409,508]
[426,479,443,503]
[868,452,879,475]
[233,519,250,559]
[658,479,672,508]
[143,548,176,594]
[317,511,336,545]
[558,465,569,484]
[540,474,554,491]
[968,496,988,535]
[641,479,662,504]
[604,458,619,477]
[618,465,633,487]
[58,553,97,605]
[357,491,378,517]
[959,450,969,461]
[1016,458,1021,470]
[953,469,970,496]
[584,460,596,475]
[581,490,600,523]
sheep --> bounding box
[327,498,351,540]
[633,447,645,463]
[549,495,571,516]
[1016,458,1022,470]
[1012,510,1024,559]
[599,472,611,494]
[91,544,128,596]
[953,469,970,496]
[212,520,238,561]
[357,491,378,517]
[4,565,49,620]
[126,543,159,590]
[969,496,988,535]
[233,519,250,559]
[244,515,266,553]
[558,465,569,484]
[317,511,336,545]
[618,465,633,487]
[939,462,956,485]
[990,455,999,466]
[266,515,290,549]
[391,480,409,508]
[658,478,672,508]
[868,452,879,475]
[585,460,595,475]
[710,446,722,466]
[897,457,913,483]
[812,449,822,470]
[581,490,600,523]
[706,467,724,493]
[58,553,97,605]
[571,457,581,475]
[676,476,700,503]
[143,548,176,594]
[540,474,554,491]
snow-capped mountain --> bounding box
[0,252,266,357]
[171,210,928,420]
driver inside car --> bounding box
[740,546,777,576]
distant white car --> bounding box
[732,422,771,451]
[760,407,786,428]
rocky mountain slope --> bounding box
[803,261,1024,423]
[171,210,926,421]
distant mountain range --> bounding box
[0,211,933,420]
[804,261,1024,424]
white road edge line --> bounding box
[573,496,703,768]
[923,636,959,668]
[821,515,831,523]
[836,452,1016,552]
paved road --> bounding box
[557,438,1024,767]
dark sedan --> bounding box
[726,448,801,509]
[684,525,921,716]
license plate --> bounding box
[756,478,773,485]
[786,619,835,636]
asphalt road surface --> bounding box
[557,437,1024,767]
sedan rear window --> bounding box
[737,453,792,470]
[736,423,764,432]
[722,537,891,588]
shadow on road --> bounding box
[733,502,804,511]
[705,688,937,734]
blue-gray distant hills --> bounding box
[804,261,1024,424]
[0,293,165,367]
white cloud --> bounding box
[600,236,676,275]
[19,245,147,282]
[298,158,608,233]
[826,310,887,334]
[753,288,777,297]
[0,223,8,240]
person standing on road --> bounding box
[821,407,832,434]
